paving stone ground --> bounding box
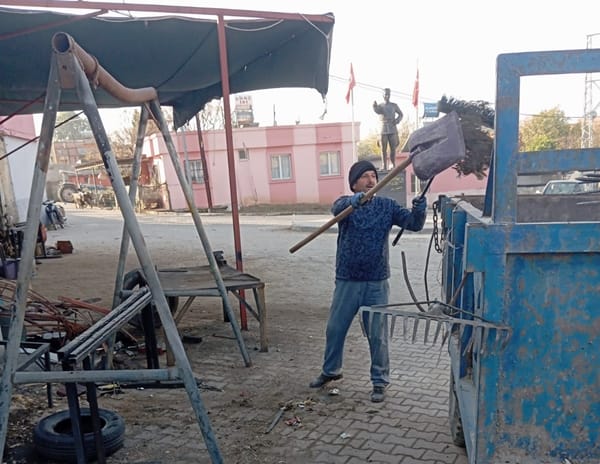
[9,205,468,464]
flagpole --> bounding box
[351,89,356,161]
[413,63,420,130]
[412,63,420,195]
[415,99,419,130]
[345,63,357,162]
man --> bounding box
[309,160,427,402]
[373,88,403,170]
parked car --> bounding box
[542,179,589,195]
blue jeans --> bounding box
[321,279,390,387]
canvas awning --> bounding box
[0,6,334,128]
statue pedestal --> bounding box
[376,169,407,206]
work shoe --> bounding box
[309,373,343,388]
[371,385,386,403]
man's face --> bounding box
[352,170,378,193]
[383,90,390,102]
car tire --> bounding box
[122,269,178,330]
[33,408,125,462]
[59,184,78,203]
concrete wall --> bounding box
[0,115,38,222]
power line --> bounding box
[330,73,434,104]
[330,74,414,98]
[331,73,587,120]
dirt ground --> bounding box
[3,204,451,464]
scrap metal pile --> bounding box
[0,279,132,349]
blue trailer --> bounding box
[440,48,600,463]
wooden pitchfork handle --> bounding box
[289,156,413,253]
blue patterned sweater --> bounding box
[333,195,426,281]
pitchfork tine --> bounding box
[495,328,502,348]
[481,327,490,355]
[432,321,442,345]
[412,318,419,344]
[403,315,409,340]
[358,312,366,336]
[462,332,475,356]
[424,319,431,345]
[501,330,511,350]
[368,310,375,335]
[440,328,450,348]
[390,315,397,339]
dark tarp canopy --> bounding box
[0,7,334,128]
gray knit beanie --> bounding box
[348,160,378,191]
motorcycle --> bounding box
[41,200,66,230]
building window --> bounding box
[238,148,249,161]
[271,154,291,180]
[319,151,340,176]
[184,159,205,184]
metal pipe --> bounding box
[111,105,149,310]
[0,58,62,458]
[194,114,214,211]
[15,368,180,384]
[217,14,248,330]
[52,32,157,104]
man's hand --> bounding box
[412,196,427,212]
[351,192,365,209]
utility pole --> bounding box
[582,33,600,149]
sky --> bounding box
[32,0,600,137]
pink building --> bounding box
[143,122,487,210]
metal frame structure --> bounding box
[0,3,334,461]
[442,48,600,463]
[0,31,259,463]
[0,0,335,330]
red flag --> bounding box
[411,69,419,108]
[345,63,356,104]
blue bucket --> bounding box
[1,259,19,280]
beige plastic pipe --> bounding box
[52,32,158,103]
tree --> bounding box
[196,99,225,131]
[357,132,379,159]
[53,111,92,141]
[398,120,411,153]
[109,109,138,159]
[519,107,571,151]
[109,107,172,159]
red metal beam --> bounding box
[0,1,334,22]
[216,13,248,330]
